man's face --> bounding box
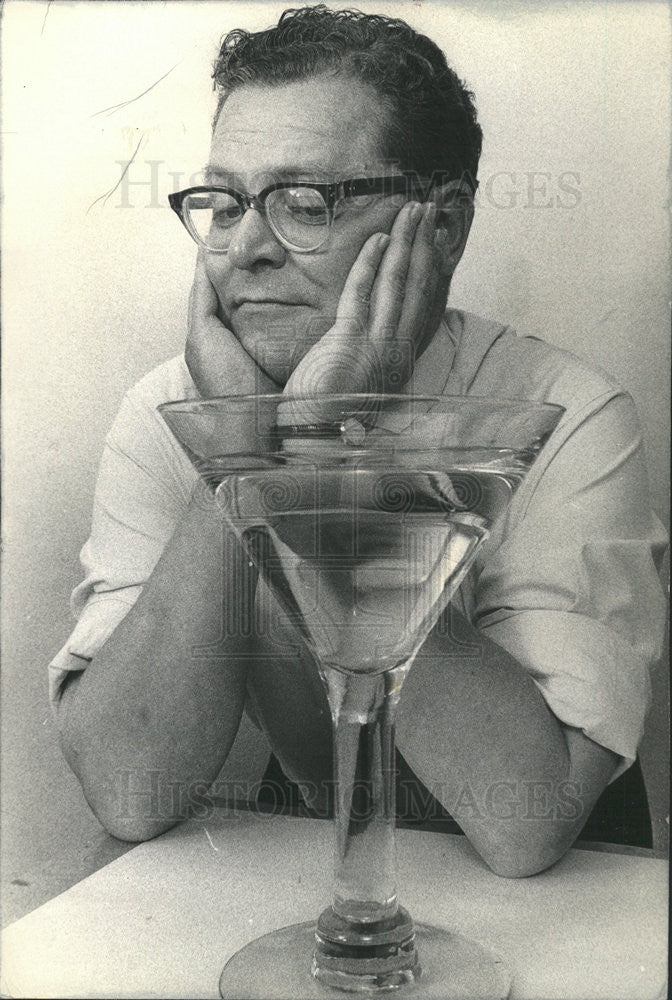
[205,74,409,385]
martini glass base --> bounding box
[219,922,511,999]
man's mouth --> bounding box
[232,297,307,308]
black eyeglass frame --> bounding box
[168,175,430,254]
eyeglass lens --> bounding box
[183,187,330,252]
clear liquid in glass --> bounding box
[213,457,525,679]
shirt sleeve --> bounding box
[48,387,197,705]
[473,391,668,777]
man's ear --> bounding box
[433,179,475,278]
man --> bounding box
[51,5,666,877]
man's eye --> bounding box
[288,204,327,225]
[212,206,242,228]
[275,189,328,226]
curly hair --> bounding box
[212,5,482,192]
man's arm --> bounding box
[247,604,617,877]
[56,489,253,842]
[395,383,666,876]
[56,257,277,842]
[396,611,618,878]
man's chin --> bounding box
[234,326,328,390]
[255,350,313,390]
[254,358,291,389]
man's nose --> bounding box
[227,207,286,270]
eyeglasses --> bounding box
[168,176,424,254]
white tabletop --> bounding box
[1,810,667,999]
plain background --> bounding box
[2,0,669,925]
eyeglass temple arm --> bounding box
[340,176,431,200]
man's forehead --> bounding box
[208,76,391,185]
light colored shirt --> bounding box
[49,311,668,776]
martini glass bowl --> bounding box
[159,393,564,1000]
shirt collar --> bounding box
[403,314,459,397]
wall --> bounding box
[2,0,669,921]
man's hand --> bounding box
[185,252,277,399]
[284,200,444,403]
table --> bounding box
[1,810,667,999]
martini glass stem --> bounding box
[327,666,403,920]
[313,663,419,991]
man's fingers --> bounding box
[397,202,440,343]
[368,201,423,335]
[336,232,390,329]
[189,252,220,328]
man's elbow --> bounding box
[94,807,180,844]
[61,737,183,843]
[472,822,578,879]
[55,680,181,843]
[485,847,563,879]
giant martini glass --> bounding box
[160,393,564,1000]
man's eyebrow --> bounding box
[202,163,351,185]
[203,164,236,184]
